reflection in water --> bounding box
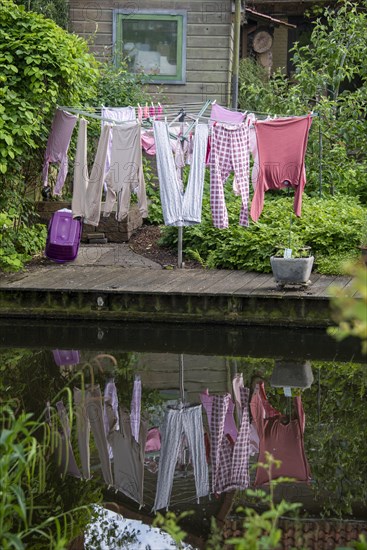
[44,349,367,525]
[1,325,366,546]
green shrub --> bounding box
[159,181,365,275]
[238,0,367,203]
[0,209,46,271]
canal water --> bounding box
[1,319,366,547]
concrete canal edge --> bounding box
[0,287,333,328]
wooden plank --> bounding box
[179,270,236,293]
[186,70,229,83]
[187,59,228,71]
[187,24,231,36]
[187,48,230,60]
[72,22,112,33]
[198,271,261,294]
[189,36,230,48]
[150,270,205,294]
[95,268,165,292]
[236,274,276,295]
[246,274,284,295]
[77,267,133,290]
[6,267,76,290]
[307,275,338,297]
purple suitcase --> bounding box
[45,209,82,263]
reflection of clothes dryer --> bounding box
[134,50,160,73]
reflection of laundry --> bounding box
[200,388,238,442]
[46,401,82,484]
[103,379,119,459]
[145,427,161,452]
[208,389,250,494]
[73,385,113,485]
[153,404,209,512]
[108,408,148,506]
[52,349,80,367]
[250,381,311,486]
[130,375,141,443]
[232,374,259,456]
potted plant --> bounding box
[270,215,314,288]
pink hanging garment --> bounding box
[250,115,312,221]
[149,103,155,117]
[143,104,149,119]
[250,381,311,486]
[210,103,247,124]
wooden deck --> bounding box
[0,263,355,327]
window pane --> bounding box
[122,19,178,76]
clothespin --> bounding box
[157,102,163,120]
[137,104,143,122]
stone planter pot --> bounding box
[270,255,314,287]
[270,360,314,389]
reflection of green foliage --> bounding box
[295,362,367,517]
[0,403,100,549]
[328,262,367,354]
[229,454,300,550]
[153,510,193,549]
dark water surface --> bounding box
[1,319,366,544]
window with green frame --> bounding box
[113,10,187,84]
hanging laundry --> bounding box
[154,121,209,226]
[210,103,247,125]
[250,114,312,221]
[250,381,311,486]
[72,119,111,226]
[107,407,148,506]
[101,107,136,190]
[141,130,157,156]
[103,123,148,221]
[206,389,250,495]
[73,385,113,485]
[43,109,78,195]
[153,404,209,512]
[210,121,250,228]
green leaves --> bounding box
[158,189,365,275]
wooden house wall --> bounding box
[69,0,234,106]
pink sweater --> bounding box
[250,382,311,486]
[250,115,312,221]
